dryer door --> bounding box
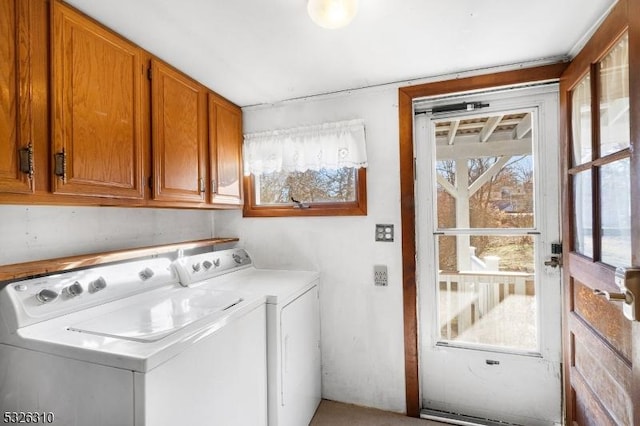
[280,286,321,426]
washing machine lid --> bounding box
[68,288,243,343]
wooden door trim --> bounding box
[398,62,567,417]
[629,0,640,422]
[561,2,629,87]
[630,0,640,266]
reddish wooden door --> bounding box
[0,0,34,194]
[150,59,207,203]
[208,94,243,206]
[52,1,145,199]
[560,0,640,424]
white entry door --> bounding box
[415,85,562,425]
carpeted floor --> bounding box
[309,400,444,426]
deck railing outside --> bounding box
[438,271,535,349]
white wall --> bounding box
[0,85,407,413]
[0,206,215,265]
[215,86,406,412]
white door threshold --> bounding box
[420,409,518,426]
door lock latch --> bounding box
[544,243,562,268]
[544,256,561,268]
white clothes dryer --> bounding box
[174,248,321,426]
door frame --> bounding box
[398,63,567,418]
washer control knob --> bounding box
[14,284,27,292]
[202,260,213,270]
[89,277,107,293]
[63,281,84,298]
[139,267,155,281]
[36,288,59,304]
[192,263,201,272]
[213,258,221,267]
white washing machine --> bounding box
[174,248,321,426]
[0,256,268,426]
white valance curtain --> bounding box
[243,119,367,175]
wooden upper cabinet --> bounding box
[208,94,243,206]
[51,1,145,199]
[150,60,207,203]
[0,1,244,209]
[0,0,34,194]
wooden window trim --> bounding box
[242,167,367,217]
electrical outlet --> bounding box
[375,224,394,242]
[374,265,388,286]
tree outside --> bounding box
[436,155,535,273]
[257,167,357,204]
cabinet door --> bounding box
[52,2,144,199]
[208,95,243,205]
[151,60,206,203]
[0,0,33,194]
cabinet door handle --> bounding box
[199,178,205,193]
[211,179,217,194]
[54,150,67,182]
[19,143,34,178]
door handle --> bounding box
[593,289,631,303]
[594,267,640,321]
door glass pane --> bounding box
[600,159,631,267]
[571,75,592,165]
[436,162,458,228]
[573,170,593,258]
[435,113,534,229]
[599,33,629,157]
[436,234,537,352]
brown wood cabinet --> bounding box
[0,0,244,209]
[150,59,207,203]
[0,0,35,194]
[51,1,145,199]
[208,94,243,206]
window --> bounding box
[243,119,368,217]
[569,32,630,267]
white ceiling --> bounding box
[64,0,615,107]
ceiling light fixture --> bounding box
[307,0,358,29]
